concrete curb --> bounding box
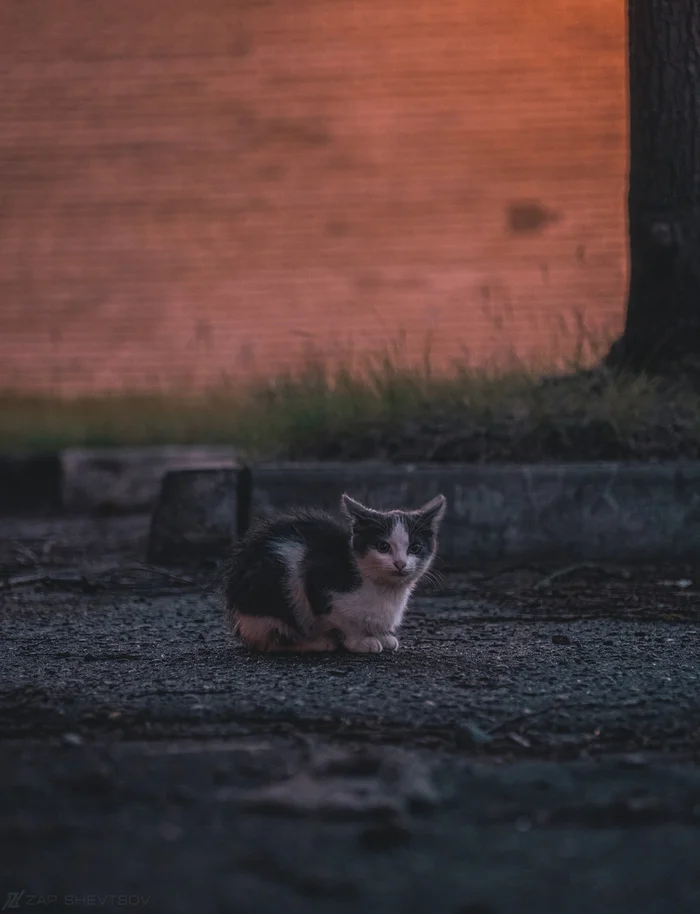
[147,460,700,566]
[0,446,237,515]
[61,446,237,514]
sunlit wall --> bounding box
[0,0,627,392]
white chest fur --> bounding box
[328,579,413,637]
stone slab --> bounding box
[147,466,239,565]
[150,461,700,566]
[61,445,237,514]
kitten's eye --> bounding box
[408,542,422,554]
[376,540,391,553]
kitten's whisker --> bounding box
[420,568,445,592]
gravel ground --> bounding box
[2,514,700,913]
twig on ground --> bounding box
[131,562,196,586]
[0,571,49,590]
[11,541,43,567]
[488,704,561,734]
[533,562,605,590]
[0,571,99,592]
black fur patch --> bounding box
[349,513,393,557]
[225,508,362,631]
[405,514,437,558]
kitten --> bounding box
[225,493,447,654]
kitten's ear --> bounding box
[340,493,380,524]
[414,494,447,529]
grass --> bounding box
[2,339,700,462]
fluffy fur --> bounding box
[225,493,447,653]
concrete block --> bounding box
[250,461,700,565]
[250,461,442,520]
[147,466,239,565]
[62,446,237,514]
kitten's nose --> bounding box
[393,559,407,572]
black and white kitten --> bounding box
[226,493,447,653]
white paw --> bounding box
[345,636,383,654]
[379,634,399,652]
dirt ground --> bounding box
[2,514,700,913]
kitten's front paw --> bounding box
[344,636,383,654]
[379,634,399,652]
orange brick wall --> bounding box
[0,0,627,393]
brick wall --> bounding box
[0,0,627,393]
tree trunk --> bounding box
[613,0,700,373]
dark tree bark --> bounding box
[612,0,700,373]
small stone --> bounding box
[620,752,648,769]
[552,634,571,646]
[624,795,661,816]
[468,723,493,743]
[456,723,492,747]
[61,732,84,747]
